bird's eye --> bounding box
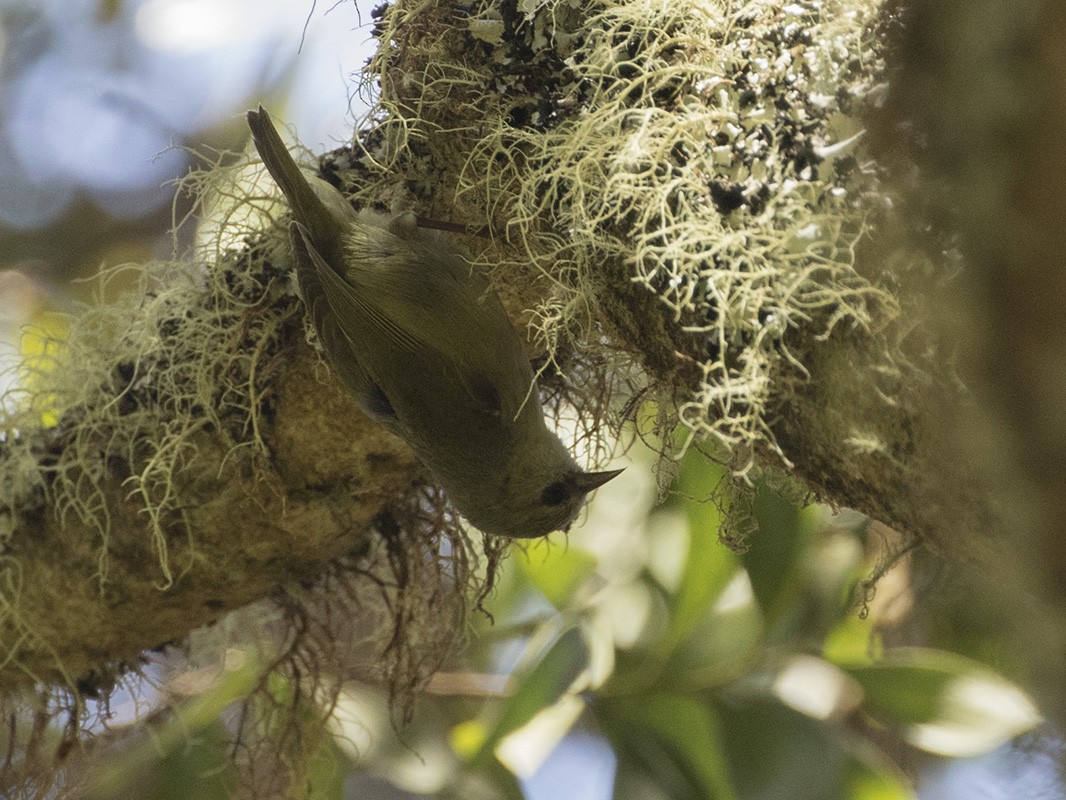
[540,480,569,506]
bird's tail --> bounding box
[247,105,338,244]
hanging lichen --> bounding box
[0,0,927,795]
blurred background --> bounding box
[0,1,1061,798]
[0,0,375,390]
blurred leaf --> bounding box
[146,722,233,800]
[742,485,808,625]
[438,760,525,800]
[664,570,763,688]
[659,453,740,655]
[485,764,528,800]
[717,695,870,800]
[85,655,259,798]
[823,611,881,665]
[843,752,914,800]
[307,734,347,800]
[467,627,589,766]
[770,654,861,721]
[601,692,737,800]
[609,455,761,694]
[518,538,598,608]
[495,695,585,778]
[613,759,674,800]
[842,648,1041,756]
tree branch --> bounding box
[0,292,419,690]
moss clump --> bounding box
[0,152,500,792]
[0,0,946,793]
[357,0,897,482]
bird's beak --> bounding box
[573,468,625,493]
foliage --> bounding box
[79,447,1039,799]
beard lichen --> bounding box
[0,0,926,794]
[360,0,900,490]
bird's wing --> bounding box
[338,221,537,419]
[290,222,402,429]
[294,222,421,355]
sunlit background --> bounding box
[0,2,1061,798]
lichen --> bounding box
[358,0,899,489]
[0,141,501,793]
[0,0,928,794]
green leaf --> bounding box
[84,655,259,799]
[717,694,900,800]
[307,735,347,800]
[443,761,527,800]
[843,753,914,800]
[147,722,233,800]
[518,538,598,608]
[742,484,809,623]
[823,611,881,665]
[841,648,1041,756]
[468,627,589,766]
[604,454,761,692]
[664,574,763,688]
[659,453,740,655]
[601,693,737,800]
[716,695,857,800]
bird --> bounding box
[246,106,621,537]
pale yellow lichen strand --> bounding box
[364,0,895,478]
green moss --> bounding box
[362,0,898,479]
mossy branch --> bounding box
[354,0,998,558]
[0,278,421,689]
[0,1,1038,777]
